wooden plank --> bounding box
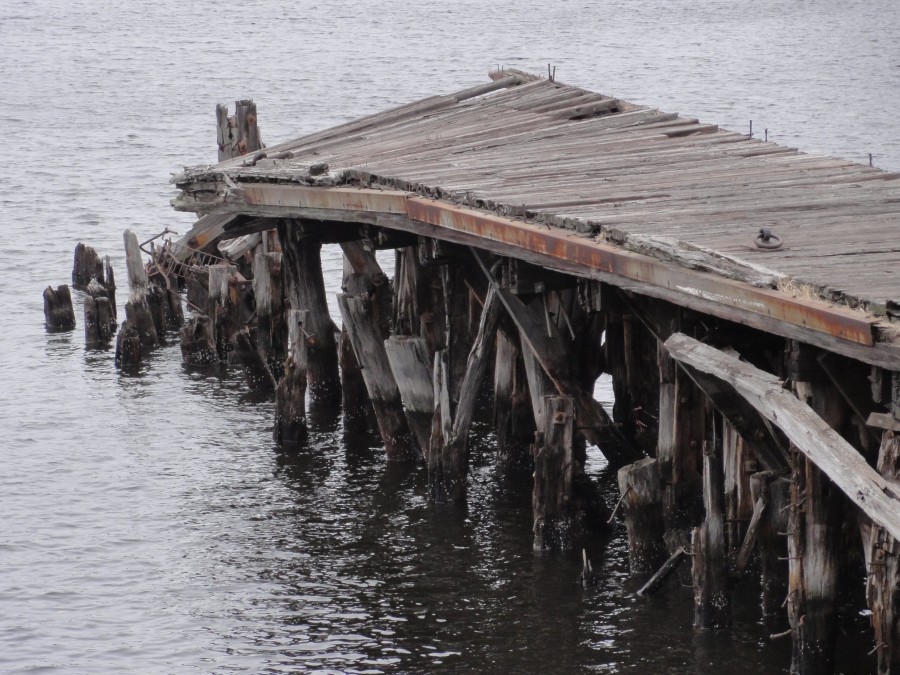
[663,333,900,543]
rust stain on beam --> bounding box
[228,182,877,349]
[405,197,876,347]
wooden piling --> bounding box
[43,284,76,330]
[532,395,576,551]
[207,263,240,361]
[72,242,103,290]
[749,470,790,616]
[494,325,535,471]
[865,420,900,675]
[252,252,286,376]
[692,416,731,629]
[115,320,141,368]
[123,229,158,347]
[275,309,309,445]
[278,223,341,402]
[786,345,844,674]
[83,279,115,347]
[617,458,667,573]
[338,292,414,461]
[385,336,434,455]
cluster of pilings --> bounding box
[43,243,117,345]
[132,212,900,672]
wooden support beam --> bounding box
[533,396,577,551]
[451,283,502,444]
[275,309,309,445]
[494,285,642,466]
[663,334,900,543]
[338,292,415,461]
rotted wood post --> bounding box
[748,470,790,617]
[339,257,370,426]
[43,285,76,330]
[72,242,102,290]
[123,229,158,348]
[660,361,705,547]
[617,458,667,573]
[278,222,341,402]
[207,263,240,362]
[115,320,141,368]
[494,324,535,471]
[786,344,844,674]
[338,292,415,461]
[275,309,309,445]
[83,279,115,347]
[385,336,434,455]
[692,413,731,629]
[252,252,286,376]
[217,99,263,161]
[532,396,576,551]
[723,420,757,553]
[865,418,900,675]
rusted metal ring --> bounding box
[754,228,783,251]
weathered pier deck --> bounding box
[163,70,900,673]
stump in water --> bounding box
[180,315,217,366]
[275,310,309,445]
[84,279,116,347]
[72,242,103,290]
[123,229,158,347]
[617,458,667,574]
[43,284,76,330]
[115,320,141,368]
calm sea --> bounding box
[2,0,898,672]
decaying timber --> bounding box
[151,69,900,673]
[43,284,76,331]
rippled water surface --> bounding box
[2,1,898,672]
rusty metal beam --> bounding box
[182,181,900,369]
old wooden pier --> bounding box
[130,70,900,673]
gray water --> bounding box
[2,1,898,672]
